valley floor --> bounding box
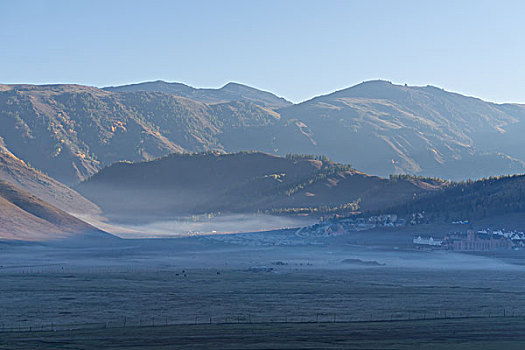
[1,227,525,348]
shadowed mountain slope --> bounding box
[0,180,111,241]
[76,152,446,222]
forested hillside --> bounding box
[379,174,525,222]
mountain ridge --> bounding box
[277,80,525,179]
[2,80,525,184]
[103,80,292,109]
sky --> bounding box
[1,0,524,103]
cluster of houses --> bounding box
[414,228,525,251]
[301,214,406,237]
[477,228,525,242]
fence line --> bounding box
[0,309,522,333]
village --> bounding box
[297,215,525,252]
[414,228,525,251]
[197,214,525,253]
[198,214,408,247]
[300,214,406,237]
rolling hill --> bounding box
[0,180,111,241]
[2,80,525,185]
[75,152,447,222]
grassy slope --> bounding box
[0,149,100,215]
[0,180,109,241]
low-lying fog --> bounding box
[2,222,523,272]
[78,213,317,239]
[0,235,521,272]
[4,211,524,273]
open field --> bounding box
[3,267,525,329]
[2,228,525,348]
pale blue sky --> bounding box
[1,0,524,103]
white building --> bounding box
[413,236,443,247]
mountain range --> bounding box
[278,81,525,179]
[2,80,525,185]
[104,80,292,109]
[3,79,525,239]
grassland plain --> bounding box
[1,230,525,349]
[2,268,525,344]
